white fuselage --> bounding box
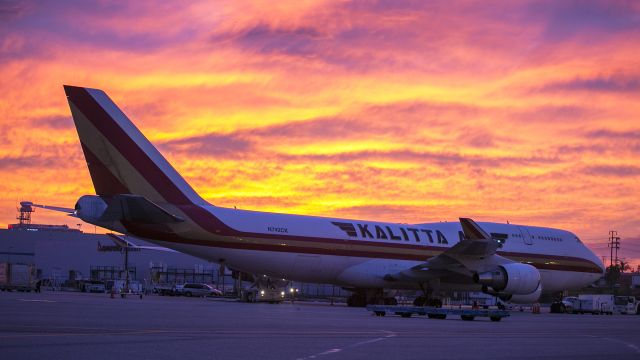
[136,204,604,294]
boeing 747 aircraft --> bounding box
[35,85,604,306]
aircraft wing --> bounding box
[433,217,500,258]
[384,218,507,282]
[107,233,178,252]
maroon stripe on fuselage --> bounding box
[142,231,602,274]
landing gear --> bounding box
[346,289,398,307]
[383,297,398,305]
[347,292,368,307]
[413,281,442,308]
[414,297,443,307]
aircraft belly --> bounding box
[146,239,359,283]
[540,269,603,293]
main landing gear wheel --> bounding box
[384,297,398,305]
[347,293,367,307]
[427,314,446,320]
[413,296,442,307]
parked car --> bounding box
[180,283,222,297]
[153,284,181,296]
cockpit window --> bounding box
[575,236,582,243]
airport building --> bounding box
[0,204,348,298]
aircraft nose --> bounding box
[592,251,606,275]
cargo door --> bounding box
[518,226,533,245]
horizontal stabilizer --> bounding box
[107,233,177,252]
[29,202,76,215]
[100,195,185,224]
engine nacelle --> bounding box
[75,195,108,223]
[474,263,541,295]
[499,282,542,304]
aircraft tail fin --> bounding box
[63,85,206,206]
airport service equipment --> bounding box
[366,305,510,322]
[0,262,36,292]
[614,296,640,314]
[105,279,143,295]
[240,288,285,303]
[564,295,614,315]
[82,280,106,293]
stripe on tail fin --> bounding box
[64,85,206,206]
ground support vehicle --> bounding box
[366,305,510,322]
[105,279,143,298]
[614,296,640,314]
[82,281,106,293]
[240,288,285,303]
[564,295,614,315]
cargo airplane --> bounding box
[35,85,604,306]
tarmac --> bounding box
[1,291,639,360]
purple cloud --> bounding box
[542,74,640,93]
[224,23,323,56]
[586,129,640,139]
[531,0,640,42]
[159,133,253,159]
[584,164,640,177]
[34,116,73,130]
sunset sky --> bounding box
[1,0,638,266]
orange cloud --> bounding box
[0,0,639,265]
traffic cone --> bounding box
[532,303,540,314]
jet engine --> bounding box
[474,263,541,296]
[74,195,108,223]
[500,282,542,304]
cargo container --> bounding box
[0,262,36,291]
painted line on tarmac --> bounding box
[0,329,170,338]
[587,335,640,355]
[0,325,395,339]
[295,330,396,360]
[16,299,56,303]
